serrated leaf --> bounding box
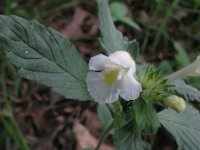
[158,104,200,150]
[0,15,91,100]
[114,122,151,150]
[167,80,200,102]
[98,0,129,53]
[112,101,128,129]
[132,100,160,134]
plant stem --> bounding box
[106,104,115,117]
[6,0,11,15]
[95,121,114,150]
[141,30,149,52]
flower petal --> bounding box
[109,51,136,72]
[196,68,200,74]
[89,54,108,71]
[86,72,119,103]
[194,58,200,75]
[118,71,142,100]
[167,56,200,81]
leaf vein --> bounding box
[4,22,86,86]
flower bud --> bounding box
[163,95,186,113]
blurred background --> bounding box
[0,0,200,149]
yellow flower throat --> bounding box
[104,68,119,85]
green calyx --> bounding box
[137,66,170,103]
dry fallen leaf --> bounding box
[61,6,98,38]
[73,120,114,150]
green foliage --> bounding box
[110,2,127,19]
[173,41,190,68]
[138,66,159,88]
[158,104,200,150]
[159,60,173,75]
[167,80,200,102]
[132,100,160,134]
[152,0,180,49]
[0,40,28,149]
[110,2,142,31]
[6,0,11,15]
[97,0,128,53]
[97,104,113,131]
[187,77,200,89]
[114,123,150,150]
[113,98,159,150]
[0,15,91,101]
[140,68,162,89]
[127,40,140,59]
[138,66,169,103]
[113,101,128,129]
[0,100,29,150]
[0,1,199,150]
[97,0,139,57]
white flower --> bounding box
[86,51,142,103]
[167,56,200,81]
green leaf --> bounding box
[159,60,173,75]
[158,104,200,150]
[97,104,113,131]
[98,0,129,54]
[110,2,142,31]
[118,17,142,32]
[173,41,190,68]
[114,122,151,150]
[98,0,140,58]
[110,2,128,18]
[113,101,128,129]
[0,15,91,100]
[127,40,140,59]
[132,100,160,134]
[187,77,200,89]
[167,80,200,102]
